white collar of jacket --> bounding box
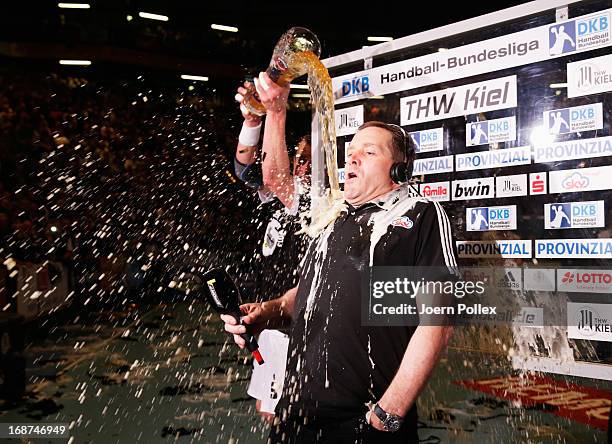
[369,183,420,211]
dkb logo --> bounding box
[341,75,370,97]
[549,22,576,55]
[548,109,570,134]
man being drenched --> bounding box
[222,121,458,443]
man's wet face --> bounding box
[344,127,396,206]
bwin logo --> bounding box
[341,75,370,97]
[549,22,576,55]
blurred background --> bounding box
[7,2,610,444]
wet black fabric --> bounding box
[268,413,418,444]
[275,199,456,434]
[255,194,309,302]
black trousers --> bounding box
[268,414,418,444]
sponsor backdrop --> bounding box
[330,3,611,354]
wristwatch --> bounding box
[373,403,403,432]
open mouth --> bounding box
[347,172,357,180]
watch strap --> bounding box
[373,403,403,432]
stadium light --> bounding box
[211,24,239,32]
[367,36,393,42]
[138,12,169,22]
[59,60,92,65]
[58,3,90,9]
[181,75,209,82]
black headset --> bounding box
[388,124,415,184]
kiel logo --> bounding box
[562,172,589,190]
[495,174,527,198]
[338,112,361,131]
[391,216,413,230]
[501,179,523,193]
[577,64,595,91]
[577,307,595,335]
[341,75,370,97]
[502,180,520,192]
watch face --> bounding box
[386,417,401,432]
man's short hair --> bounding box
[357,121,416,166]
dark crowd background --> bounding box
[0,65,310,318]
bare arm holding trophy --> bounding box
[227,27,319,424]
[235,27,319,210]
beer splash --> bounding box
[299,51,346,237]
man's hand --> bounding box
[220,303,267,348]
[235,81,262,127]
[366,407,388,432]
[254,72,289,114]
[255,400,275,424]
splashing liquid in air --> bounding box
[244,27,345,236]
[302,52,346,237]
